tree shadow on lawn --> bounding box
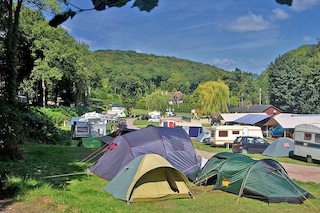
[0,144,100,199]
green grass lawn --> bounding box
[1,141,320,212]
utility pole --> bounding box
[259,88,262,105]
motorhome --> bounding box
[69,111,108,140]
[294,123,320,163]
[107,107,126,118]
[71,121,107,140]
[209,125,263,148]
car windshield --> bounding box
[256,138,267,144]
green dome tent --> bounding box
[104,154,194,204]
[195,152,314,204]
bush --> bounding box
[0,103,80,160]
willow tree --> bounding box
[196,81,230,116]
[145,91,171,114]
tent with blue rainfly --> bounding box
[104,154,194,204]
[194,152,314,204]
[262,137,295,157]
[89,126,201,181]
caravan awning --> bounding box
[264,113,320,129]
[234,114,271,125]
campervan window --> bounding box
[315,134,320,143]
[219,131,228,137]
[232,131,240,134]
[77,127,88,132]
[304,133,312,140]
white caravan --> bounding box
[294,123,320,163]
[209,125,263,147]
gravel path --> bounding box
[127,118,320,183]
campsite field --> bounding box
[1,144,320,213]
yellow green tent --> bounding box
[104,154,194,204]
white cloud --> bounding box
[291,0,320,11]
[303,36,313,41]
[212,58,237,66]
[135,49,143,53]
[228,12,270,33]
[248,58,265,69]
[174,22,213,31]
[270,8,290,20]
[77,38,94,45]
[61,24,72,33]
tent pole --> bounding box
[236,164,254,204]
[279,171,317,210]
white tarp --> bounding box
[264,113,320,129]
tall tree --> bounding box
[115,74,143,115]
[1,0,65,104]
[196,81,230,115]
[145,90,171,114]
[268,46,310,113]
[0,0,67,160]
[161,72,190,94]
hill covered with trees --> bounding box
[268,43,320,114]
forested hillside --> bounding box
[267,43,320,114]
[91,50,265,108]
[93,50,227,95]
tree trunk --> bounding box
[42,76,46,108]
[4,0,22,104]
[1,0,24,160]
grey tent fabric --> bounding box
[262,137,294,157]
[89,126,201,181]
[100,128,136,145]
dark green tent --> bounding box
[195,152,314,204]
[77,137,102,148]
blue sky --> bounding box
[61,0,320,74]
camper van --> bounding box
[209,125,263,147]
[71,121,107,140]
[294,123,320,163]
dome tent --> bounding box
[104,154,194,204]
[89,126,201,181]
[262,137,294,157]
[195,152,314,204]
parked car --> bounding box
[138,115,149,120]
[117,120,127,129]
[92,101,103,106]
[232,136,270,154]
[148,116,161,123]
[108,102,118,107]
[263,126,284,138]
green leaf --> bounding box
[92,0,131,11]
[276,0,293,6]
[131,0,158,12]
[49,10,77,27]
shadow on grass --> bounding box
[0,143,101,199]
